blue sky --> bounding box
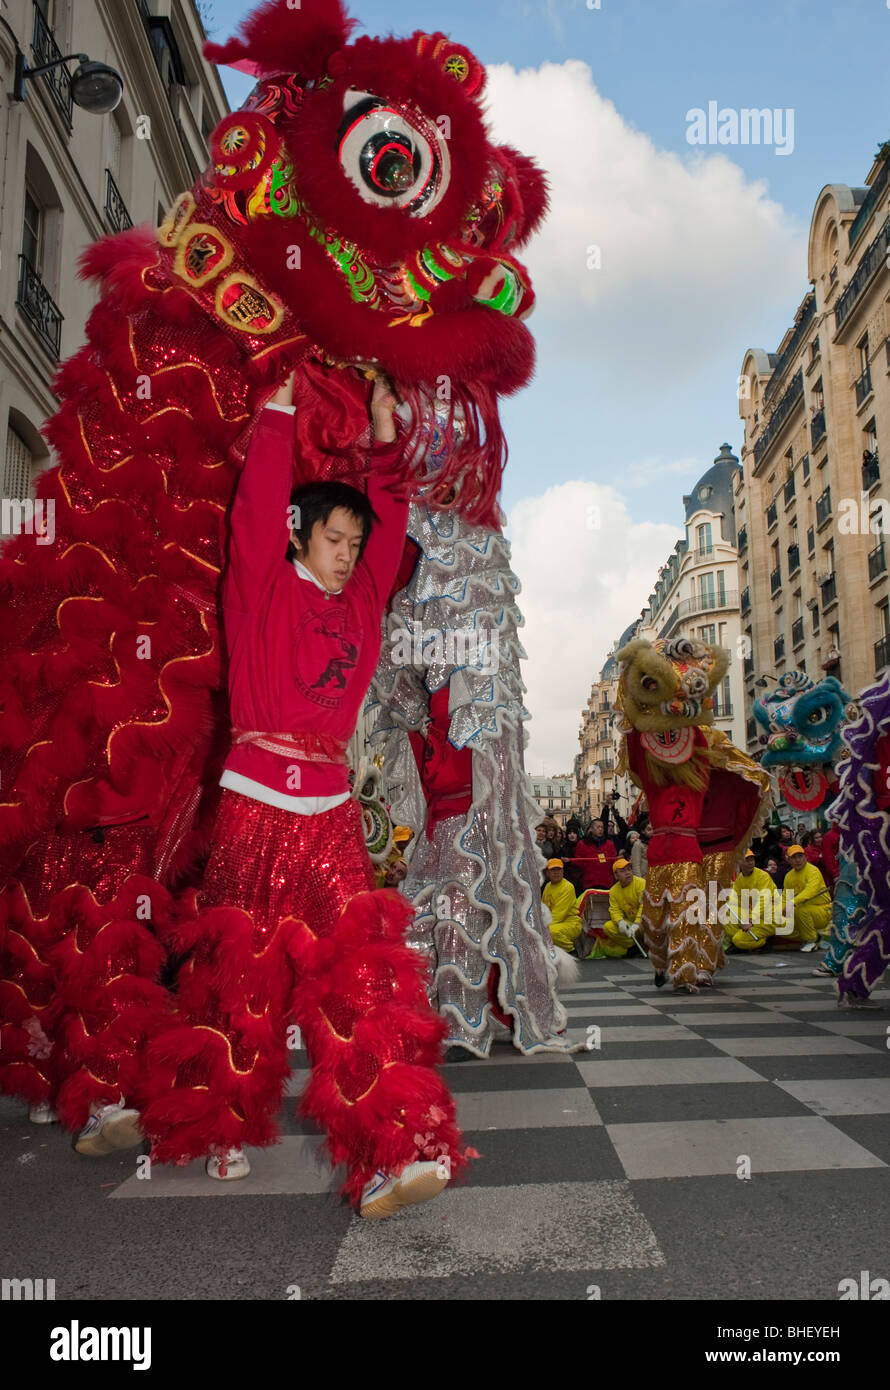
[205,0,890,771]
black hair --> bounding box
[285,480,379,566]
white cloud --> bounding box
[483,61,807,382]
[506,479,682,775]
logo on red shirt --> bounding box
[294,606,362,709]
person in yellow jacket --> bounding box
[783,846,832,950]
[599,859,645,958]
[542,859,582,954]
[725,850,784,951]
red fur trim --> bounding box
[204,0,355,80]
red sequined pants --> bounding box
[141,790,465,1203]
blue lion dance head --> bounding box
[753,670,852,768]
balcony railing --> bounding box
[836,214,890,333]
[737,525,748,551]
[104,169,133,233]
[743,656,755,680]
[16,255,63,359]
[754,369,804,465]
[816,487,832,528]
[868,541,887,582]
[693,546,714,564]
[712,701,734,720]
[740,586,750,613]
[774,636,785,662]
[848,155,890,249]
[792,616,805,648]
[764,293,816,405]
[766,501,778,529]
[854,364,873,407]
[770,565,782,595]
[876,634,890,675]
[659,590,739,638]
[787,543,800,575]
[811,408,826,447]
[863,451,880,490]
[32,3,73,128]
[821,573,837,607]
[783,475,796,505]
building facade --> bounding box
[575,624,637,824]
[0,0,229,509]
[531,774,574,828]
[736,141,890,752]
[635,445,746,749]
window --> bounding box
[696,522,712,552]
[865,418,878,455]
[858,334,869,375]
[802,454,810,481]
[700,624,716,644]
[22,188,43,273]
[813,378,824,410]
[698,485,712,502]
[879,600,890,638]
[560,799,567,809]
[716,570,726,605]
[3,424,34,500]
[699,572,715,607]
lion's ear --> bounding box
[204,0,355,81]
[707,645,730,688]
[616,638,650,665]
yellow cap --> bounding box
[393,825,412,842]
[613,858,630,871]
[546,858,564,869]
[787,844,805,855]
[743,848,755,858]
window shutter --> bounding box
[4,426,34,501]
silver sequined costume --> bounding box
[367,488,575,1057]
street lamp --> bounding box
[1,16,123,114]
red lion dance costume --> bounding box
[615,637,771,993]
[0,0,545,1206]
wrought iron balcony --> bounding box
[32,3,73,128]
[743,656,755,680]
[754,369,804,465]
[770,565,782,595]
[783,475,796,505]
[810,408,826,447]
[876,634,890,675]
[712,701,734,720]
[854,365,873,407]
[764,293,816,405]
[766,501,778,529]
[792,616,805,648]
[741,586,750,613]
[787,543,800,575]
[836,214,890,333]
[104,169,133,233]
[848,155,890,249]
[658,590,739,638]
[16,255,63,359]
[821,572,837,607]
[737,525,748,551]
[693,546,714,563]
[868,541,887,582]
[816,487,832,527]
[863,451,880,490]
[774,635,785,662]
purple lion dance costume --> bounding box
[827,670,890,1002]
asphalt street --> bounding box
[2,952,889,1302]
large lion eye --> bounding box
[337,92,451,215]
[641,676,659,692]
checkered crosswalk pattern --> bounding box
[101,954,890,1300]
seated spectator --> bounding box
[542,859,582,954]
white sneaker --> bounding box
[205,1147,251,1181]
[29,1101,58,1125]
[74,1099,143,1156]
[360,1160,449,1220]
[800,941,819,953]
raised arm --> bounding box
[224,374,296,614]
[355,375,412,608]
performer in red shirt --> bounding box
[139,368,468,1218]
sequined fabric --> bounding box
[368,463,576,1057]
